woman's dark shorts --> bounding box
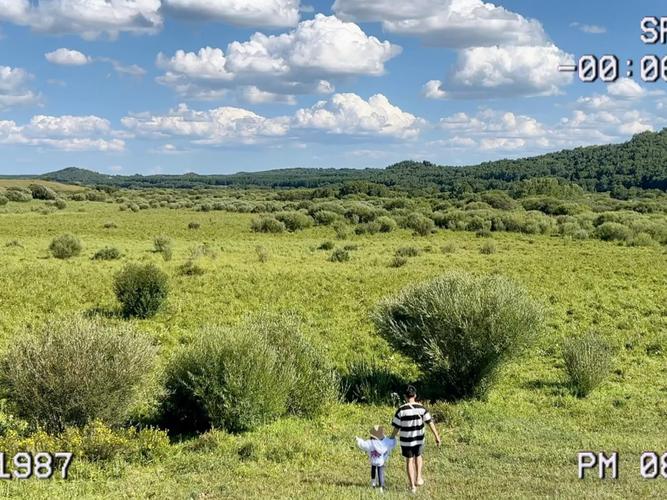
[401,444,424,458]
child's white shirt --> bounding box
[355,436,396,467]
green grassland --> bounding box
[0,198,666,498]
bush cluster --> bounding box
[160,313,337,434]
[563,333,613,397]
[93,247,122,261]
[251,216,286,233]
[114,263,169,318]
[49,234,82,259]
[0,318,157,433]
[374,272,543,399]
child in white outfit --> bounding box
[356,425,397,492]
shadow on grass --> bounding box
[84,306,123,319]
[521,379,569,396]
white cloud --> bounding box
[163,0,300,28]
[156,14,400,99]
[0,66,39,109]
[427,44,574,98]
[293,93,423,139]
[241,86,297,105]
[98,58,146,77]
[45,48,91,65]
[570,22,606,34]
[121,103,290,145]
[0,114,124,151]
[0,0,162,39]
[422,80,447,99]
[607,78,646,99]
[333,0,547,47]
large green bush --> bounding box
[49,234,82,259]
[251,216,286,233]
[563,333,613,397]
[374,272,543,399]
[114,263,169,318]
[160,313,337,434]
[595,222,632,242]
[0,318,157,433]
[29,183,57,200]
[275,211,314,232]
[406,213,435,236]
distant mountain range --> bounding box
[7,129,667,193]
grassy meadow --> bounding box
[0,192,665,498]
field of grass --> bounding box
[0,198,665,498]
[0,179,84,192]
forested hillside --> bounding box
[35,129,667,195]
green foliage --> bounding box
[406,213,435,236]
[5,188,32,202]
[251,216,286,233]
[160,313,337,434]
[188,221,201,230]
[92,246,122,261]
[178,260,206,276]
[313,210,339,226]
[376,216,398,233]
[103,221,118,229]
[318,241,335,250]
[441,242,457,253]
[395,246,421,258]
[49,234,82,259]
[114,263,169,318]
[29,184,57,200]
[54,198,67,210]
[480,241,497,255]
[275,211,314,232]
[153,235,173,261]
[595,222,632,242]
[255,245,270,263]
[329,248,350,263]
[0,318,157,433]
[333,222,352,240]
[563,333,613,397]
[374,272,543,399]
[389,256,408,268]
[0,195,7,206]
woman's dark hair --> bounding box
[405,385,417,398]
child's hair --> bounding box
[405,385,417,398]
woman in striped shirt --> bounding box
[390,385,441,493]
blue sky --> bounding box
[0,0,666,175]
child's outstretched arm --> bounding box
[356,437,372,453]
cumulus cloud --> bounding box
[163,0,300,28]
[45,48,91,65]
[426,44,574,98]
[156,14,400,99]
[121,103,290,145]
[293,93,423,139]
[607,78,647,99]
[570,22,606,34]
[0,0,162,39]
[0,115,125,151]
[0,66,39,109]
[333,0,547,47]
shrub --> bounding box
[251,216,286,234]
[313,210,339,226]
[5,188,32,202]
[54,198,67,210]
[333,222,352,240]
[29,184,57,200]
[255,245,270,263]
[153,235,173,261]
[480,241,497,255]
[374,272,543,399]
[376,216,398,233]
[476,229,492,238]
[389,256,408,268]
[275,211,313,232]
[114,263,169,318]
[395,246,421,258]
[0,195,7,206]
[563,333,613,397]
[318,241,335,251]
[595,222,631,242]
[49,234,82,259]
[407,213,435,236]
[628,232,655,247]
[160,313,336,434]
[178,260,205,276]
[188,222,201,230]
[441,242,456,253]
[0,318,157,433]
[189,243,217,260]
[93,247,122,261]
[341,361,406,405]
[329,248,350,263]
[103,221,118,229]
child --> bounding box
[356,425,396,492]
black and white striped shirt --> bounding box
[392,402,432,447]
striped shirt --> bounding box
[392,402,432,447]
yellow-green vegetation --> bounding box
[0,192,665,498]
[0,179,84,192]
